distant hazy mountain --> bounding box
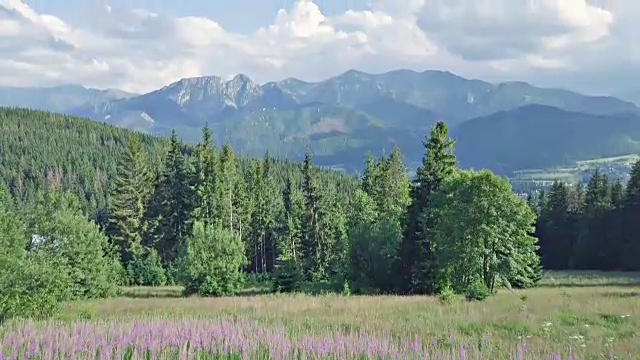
[3,69,640,173]
[0,84,136,113]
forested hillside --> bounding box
[0,107,357,222]
[453,105,640,173]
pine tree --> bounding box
[300,152,332,281]
[361,151,377,197]
[248,153,283,274]
[378,145,411,218]
[538,181,571,269]
[347,188,379,293]
[610,180,624,209]
[150,130,194,265]
[216,141,238,233]
[280,172,304,262]
[107,135,154,266]
[191,124,217,225]
[352,146,411,293]
[397,121,456,294]
[572,169,611,269]
[625,159,640,205]
[619,161,640,270]
[273,172,305,292]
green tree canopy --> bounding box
[430,169,540,295]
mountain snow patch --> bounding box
[140,112,155,123]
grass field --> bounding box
[2,271,640,359]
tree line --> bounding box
[2,106,637,321]
[532,166,640,271]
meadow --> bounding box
[1,271,639,359]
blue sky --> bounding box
[2,0,640,102]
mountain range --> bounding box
[3,69,640,174]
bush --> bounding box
[179,221,247,297]
[126,248,167,286]
[0,252,71,323]
[272,256,304,293]
[0,187,70,323]
[464,279,491,301]
[21,190,119,299]
[437,285,457,305]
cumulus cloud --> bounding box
[0,0,636,97]
[414,0,613,61]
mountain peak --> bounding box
[230,73,251,83]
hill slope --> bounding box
[0,107,357,214]
[452,105,640,174]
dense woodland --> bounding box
[533,169,640,272]
[1,107,639,320]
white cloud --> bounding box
[0,0,637,98]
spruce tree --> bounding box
[572,169,611,269]
[151,130,194,265]
[280,172,304,262]
[538,181,571,269]
[300,152,332,281]
[191,124,217,225]
[273,172,305,292]
[619,161,640,270]
[216,141,238,233]
[107,135,154,266]
[625,159,640,206]
[397,121,456,294]
[250,152,282,273]
[610,180,624,209]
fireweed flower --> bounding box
[1,318,577,359]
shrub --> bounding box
[179,221,247,297]
[464,279,491,301]
[272,256,304,293]
[0,252,71,323]
[126,248,167,286]
[437,285,457,305]
[21,190,119,299]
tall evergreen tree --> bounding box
[107,135,154,266]
[538,181,571,269]
[572,169,611,269]
[248,153,283,273]
[191,124,217,225]
[280,172,304,262]
[149,130,194,265]
[619,160,640,270]
[216,141,239,233]
[610,180,625,209]
[625,159,640,206]
[273,172,305,292]
[300,152,333,281]
[397,121,456,294]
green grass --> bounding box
[30,271,636,359]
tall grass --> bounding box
[2,271,639,359]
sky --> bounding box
[1,0,639,101]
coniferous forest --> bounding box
[2,107,640,320]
